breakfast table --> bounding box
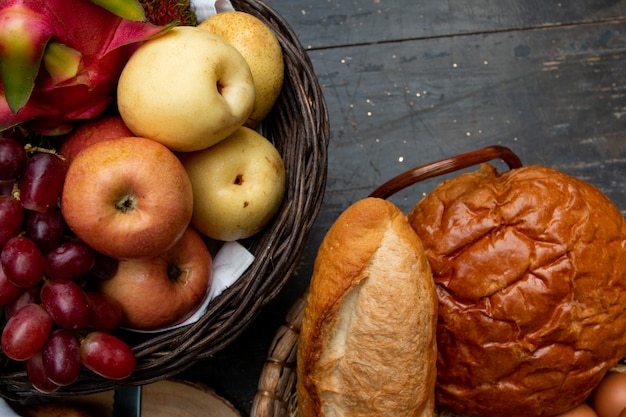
[172,0,626,415]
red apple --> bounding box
[60,136,193,259]
[97,226,212,331]
[59,115,134,167]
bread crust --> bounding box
[297,197,437,417]
[408,164,626,417]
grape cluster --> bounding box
[0,137,136,392]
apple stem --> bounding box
[167,263,182,283]
[114,195,137,213]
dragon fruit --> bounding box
[0,0,171,135]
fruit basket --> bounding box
[0,0,329,399]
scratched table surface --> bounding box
[179,0,626,414]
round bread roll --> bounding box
[408,164,626,417]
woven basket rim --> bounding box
[0,0,329,400]
[251,295,304,417]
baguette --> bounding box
[296,197,437,417]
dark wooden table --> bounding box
[181,0,626,414]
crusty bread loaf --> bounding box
[296,197,437,417]
[408,164,626,417]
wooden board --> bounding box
[12,380,241,417]
[310,20,626,213]
[266,0,626,49]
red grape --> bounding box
[85,291,123,331]
[44,240,96,280]
[40,279,90,330]
[80,331,136,380]
[1,236,45,288]
[0,179,13,195]
[42,329,81,386]
[5,286,41,320]
[0,138,27,180]
[19,152,66,213]
[0,195,24,247]
[0,265,23,306]
[26,352,60,393]
[1,303,53,360]
[24,206,65,252]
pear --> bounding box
[199,11,284,127]
[178,126,286,242]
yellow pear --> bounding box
[178,126,286,241]
[199,11,284,127]
[117,26,255,152]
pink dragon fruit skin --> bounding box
[0,0,170,135]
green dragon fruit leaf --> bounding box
[0,5,55,113]
[89,0,147,22]
[43,43,82,86]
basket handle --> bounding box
[369,145,523,200]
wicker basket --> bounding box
[0,0,329,400]
[250,147,524,417]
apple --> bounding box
[199,11,284,127]
[60,136,193,259]
[59,115,134,167]
[116,26,256,152]
[97,226,212,331]
[177,126,286,241]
